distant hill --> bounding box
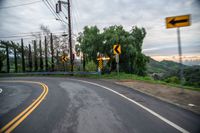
[147,58,188,74]
[147,58,200,88]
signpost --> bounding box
[113,44,121,77]
[97,55,110,75]
[166,14,191,92]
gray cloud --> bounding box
[0,0,199,58]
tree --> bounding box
[77,25,149,76]
[77,26,103,62]
[0,41,22,72]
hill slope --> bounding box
[147,58,188,74]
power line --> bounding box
[0,0,42,10]
[43,0,65,25]
[44,0,66,25]
[48,0,66,21]
[0,32,67,39]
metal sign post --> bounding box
[177,27,184,92]
[166,14,191,93]
[98,58,103,76]
[116,54,119,77]
[113,44,121,78]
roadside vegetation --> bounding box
[1,25,199,91]
[77,25,149,76]
[74,72,200,91]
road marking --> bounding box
[0,88,2,93]
[188,104,195,107]
[71,79,190,133]
[0,81,48,133]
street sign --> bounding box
[166,14,190,29]
[113,44,121,54]
[165,14,191,92]
[98,59,103,70]
[61,55,68,62]
[97,57,110,61]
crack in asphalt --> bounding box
[53,81,125,133]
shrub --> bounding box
[85,61,97,71]
[164,76,180,84]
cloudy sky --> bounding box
[0,0,200,61]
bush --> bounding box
[85,61,97,71]
[164,76,180,84]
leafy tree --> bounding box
[77,26,103,62]
[77,25,149,76]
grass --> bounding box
[74,72,200,91]
[0,72,199,92]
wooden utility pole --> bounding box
[67,0,73,72]
[56,0,73,72]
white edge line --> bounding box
[71,79,189,133]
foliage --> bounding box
[77,25,149,76]
[147,58,200,88]
[147,58,189,74]
[85,60,97,71]
[77,26,103,62]
[0,50,6,71]
[0,41,22,72]
[164,76,180,84]
[184,66,200,87]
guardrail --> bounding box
[0,71,99,77]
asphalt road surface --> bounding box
[0,77,200,133]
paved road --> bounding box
[0,77,200,133]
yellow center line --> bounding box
[0,81,49,133]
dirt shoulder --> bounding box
[111,80,200,114]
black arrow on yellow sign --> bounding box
[113,44,121,54]
[166,14,190,29]
[169,18,189,26]
[115,45,120,54]
[61,56,68,62]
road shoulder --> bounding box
[107,79,200,114]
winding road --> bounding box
[0,77,200,133]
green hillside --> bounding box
[147,58,188,74]
[147,58,200,88]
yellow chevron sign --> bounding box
[61,55,68,62]
[113,44,121,54]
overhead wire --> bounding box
[0,0,42,9]
[42,0,65,25]
[46,0,66,24]
[0,31,67,39]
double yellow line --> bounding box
[0,81,48,133]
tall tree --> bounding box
[28,44,32,71]
[77,26,103,62]
[21,39,25,72]
[78,25,149,75]
[34,40,38,71]
[50,33,54,71]
[39,40,43,71]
